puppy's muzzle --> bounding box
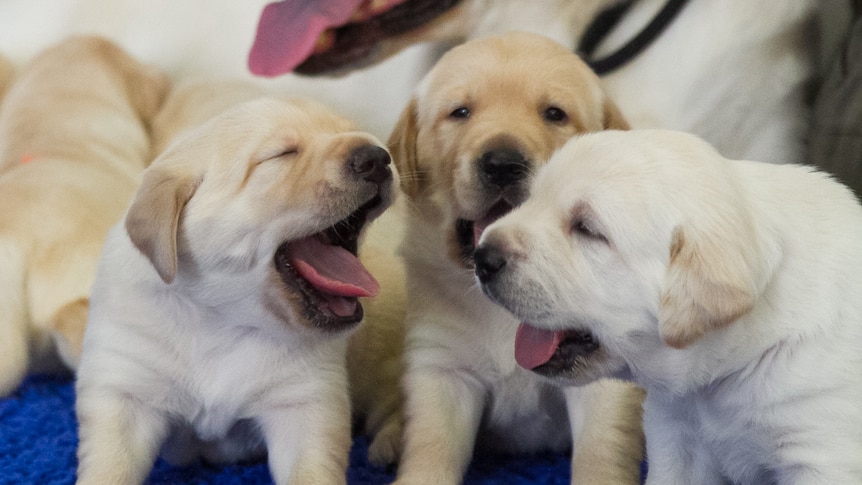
[453,146,531,267]
[478,147,529,189]
[475,242,604,380]
[271,143,394,333]
[349,144,392,185]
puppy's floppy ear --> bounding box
[658,225,760,348]
[387,98,424,199]
[127,65,171,124]
[603,97,629,130]
[125,163,198,284]
[93,37,170,124]
[0,54,14,103]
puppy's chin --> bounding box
[265,194,385,334]
[514,322,626,386]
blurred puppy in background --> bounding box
[0,36,168,397]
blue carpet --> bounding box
[0,375,579,484]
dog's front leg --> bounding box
[565,379,646,485]
[260,382,352,485]
[394,363,485,485]
[75,393,169,485]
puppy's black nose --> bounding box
[479,148,529,188]
[474,245,507,283]
[349,144,392,184]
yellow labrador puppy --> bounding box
[387,32,644,484]
[149,78,407,467]
[74,97,397,485]
[0,36,168,396]
[476,130,862,484]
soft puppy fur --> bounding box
[0,36,168,396]
[476,129,862,484]
[74,97,397,484]
[150,78,277,155]
[387,32,644,484]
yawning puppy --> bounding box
[148,77,408,467]
[0,36,168,396]
[388,32,645,484]
[74,98,396,485]
[476,129,862,484]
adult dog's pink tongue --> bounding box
[249,0,363,76]
[289,236,380,298]
[515,323,565,370]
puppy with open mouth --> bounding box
[476,129,862,484]
[387,32,645,484]
[74,98,396,485]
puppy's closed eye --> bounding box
[256,146,300,164]
[572,218,607,243]
[571,203,608,244]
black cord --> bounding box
[578,0,690,75]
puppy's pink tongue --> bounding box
[289,236,380,299]
[473,202,513,247]
[515,323,564,370]
[249,0,363,76]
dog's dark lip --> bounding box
[530,329,601,378]
[455,218,476,265]
[324,193,383,255]
[273,194,383,331]
[295,0,463,75]
[455,199,516,266]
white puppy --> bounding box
[74,98,397,485]
[475,129,862,485]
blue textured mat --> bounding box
[0,375,577,484]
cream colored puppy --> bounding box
[476,129,862,484]
[0,36,168,396]
[74,98,397,484]
[149,78,407,467]
[388,32,644,484]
